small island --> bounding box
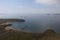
[53,14,60,15]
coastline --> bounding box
[0,19,25,24]
[0,19,60,40]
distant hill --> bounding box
[53,14,60,15]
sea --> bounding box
[10,14,60,33]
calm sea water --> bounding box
[11,14,60,33]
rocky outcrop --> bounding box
[40,29,60,40]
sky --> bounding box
[0,0,60,18]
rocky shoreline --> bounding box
[0,19,25,33]
[0,19,60,40]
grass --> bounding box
[0,29,60,40]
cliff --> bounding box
[0,29,60,40]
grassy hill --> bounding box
[0,29,60,40]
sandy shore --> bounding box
[5,26,20,31]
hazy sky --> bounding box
[0,0,60,18]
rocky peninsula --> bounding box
[0,19,25,24]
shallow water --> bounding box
[11,14,60,33]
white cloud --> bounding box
[0,0,60,14]
[35,0,60,5]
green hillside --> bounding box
[0,29,60,40]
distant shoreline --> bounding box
[0,19,25,24]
